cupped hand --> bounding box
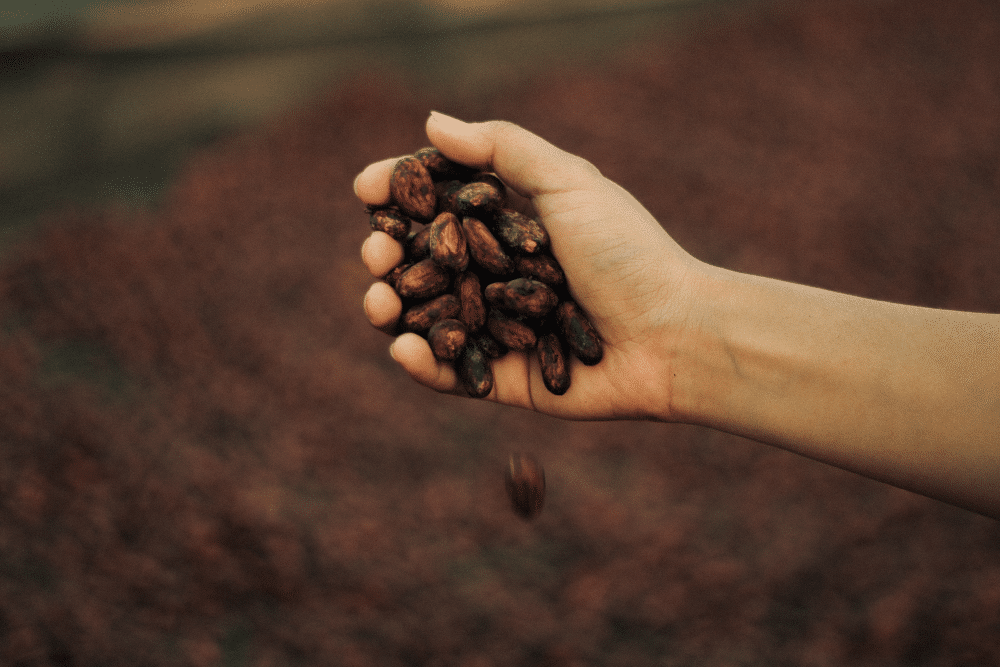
[356,112,705,421]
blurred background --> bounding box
[0,0,744,249]
[2,1,1000,666]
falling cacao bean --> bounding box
[505,452,545,519]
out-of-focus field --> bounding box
[1,0,1000,665]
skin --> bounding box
[358,112,1000,520]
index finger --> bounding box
[353,156,405,206]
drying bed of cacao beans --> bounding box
[369,148,603,397]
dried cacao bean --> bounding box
[537,332,570,395]
[428,318,468,362]
[368,207,411,241]
[462,216,514,275]
[502,278,558,318]
[515,254,565,286]
[434,180,464,216]
[395,258,451,299]
[406,225,432,262]
[492,208,549,255]
[383,262,411,290]
[483,281,506,307]
[505,452,545,520]
[429,212,469,272]
[390,156,436,220]
[471,172,506,193]
[458,341,494,398]
[487,310,537,351]
[456,272,486,332]
[402,294,460,333]
[415,147,477,182]
[456,181,504,215]
[556,300,603,365]
[473,332,506,360]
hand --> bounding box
[356,112,706,421]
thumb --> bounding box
[425,112,601,200]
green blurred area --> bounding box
[0,0,754,250]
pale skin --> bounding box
[357,111,1000,520]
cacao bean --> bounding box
[415,147,477,182]
[556,300,603,365]
[462,216,514,275]
[435,180,464,216]
[483,281,506,307]
[473,332,507,360]
[537,332,570,395]
[395,258,451,299]
[429,212,469,272]
[406,225,432,262]
[383,262,411,290]
[456,181,504,215]
[505,452,545,520]
[458,341,494,398]
[471,172,506,193]
[428,318,468,362]
[515,254,565,286]
[456,272,486,332]
[368,207,411,241]
[502,278,558,318]
[390,156,436,220]
[487,310,537,351]
[492,209,549,255]
[402,294,460,333]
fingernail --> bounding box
[388,340,398,361]
[429,110,467,128]
[352,172,361,197]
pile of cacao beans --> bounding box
[368,147,603,398]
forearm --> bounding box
[672,265,1000,518]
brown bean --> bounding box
[429,212,469,272]
[502,278,558,318]
[458,341,494,398]
[462,216,514,275]
[492,208,549,255]
[456,272,486,332]
[428,318,468,362]
[537,331,570,395]
[505,452,545,519]
[415,147,477,181]
[368,207,411,241]
[395,258,451,299]
[383,262,411,290]
[456,181,504,215]
[389,156,436,220]
[487,310,537,351]
[515,254,565,286]
[473,332,507,360]
[406,225,432,262]
[402,294,460,333]
[556,300,603,365]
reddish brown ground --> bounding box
[1,0,999,665]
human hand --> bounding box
[356,112,705,421]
